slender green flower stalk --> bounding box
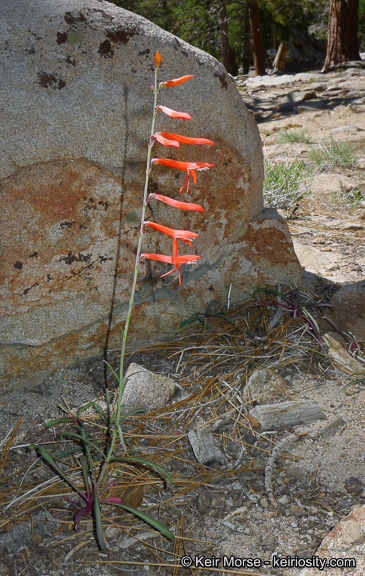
[106,53,162,459]
[107,51,214,460]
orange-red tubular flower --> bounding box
[152,158,214,171]
[140,251,201,285]
[156,105,191,120]
[148,193,205,212]
[144,221,198,246]
[154,51,161,67]
[152,133,180,147]
[151,158,214,193]
[161,75,194,87]
[154,132,214,146]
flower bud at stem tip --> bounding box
[154,51,161,68]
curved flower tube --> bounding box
[151,158,214,171]
[160,132,214,146]
[151,158,214,193]
[148,193,205,212]
[161,75,194,87]
[141,252,201,285]
[143,221,198,246]
[155,105,191,120]
[152,133,180,147]
[153,132,214,147]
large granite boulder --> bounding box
[0,0,300,388]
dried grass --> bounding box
[0,292,329,570]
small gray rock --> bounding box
[308,83,326,92]
[244,367,289,405]
[122,363,175,413]
[188,429,226,468]
[331,123,363,134]
[285,465,305,481]
[288,90,316,103]
[260,534,277,550]
[318,415,346,438]
[344,476,365,495]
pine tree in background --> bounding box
[218,0,238,75]
[249,1,266,75]
[323,0,360,69]
[110,0,363,74]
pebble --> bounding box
[245,434,257,445]
[308,83,326,92]
[122,363,176,413]
[288,90,316,103]
[104,526,121,540]
[318,415,346,438]
[331,122,362,133]
[285,465,305,480]
[344,476,365,495]
[260,535,277,550]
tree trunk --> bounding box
[242,3,251,74]
[249,1,265,76]
[218,0,237,75]
[323,0,360,70]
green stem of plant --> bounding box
[106,66,160,462]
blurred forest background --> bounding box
[109,0,365,75]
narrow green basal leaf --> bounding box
[80,425,97,485]
[253,287,288,303]
[94,492,107,550]
[342,375,365,391]
[37,445,87,500]
[105,502,174,541]
[104,360,121,385]
[46,417,73,427]
[54,447,83,459]
[80,454,90,494]
[123,408,147,418]
[60,432,106,459]
[302,309,321,337]
[111,455,173,486]
[216,313,234,324]
[77,402,107,423]
[180,316,200,327]
[117,424,124,446]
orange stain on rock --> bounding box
[245,217,299,265]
